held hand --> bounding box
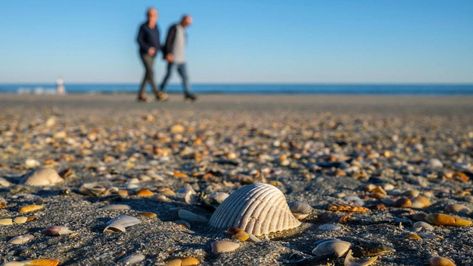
[166,54,174,63]
[148,47,156,56]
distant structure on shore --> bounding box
[56,77,66,95]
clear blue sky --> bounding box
[0,0,472,84]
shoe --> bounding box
[184,93,197,102]
[156,92,169,101]
[137,95,149,103]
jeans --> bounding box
[160,63,191,95]
[138,53,159,97]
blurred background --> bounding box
[0,0,472,94]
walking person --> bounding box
[159,15,197,101]
[136,7,166,102]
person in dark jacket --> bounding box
[159,15,197,101]
[136,7,166,102]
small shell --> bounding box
[101,204,131,211]
[136,188,154,198]
[312,239,351,258]
[9,234,34,245]
[176,184,197,204]
[44,226,74,236]
[413,221,434,232]
[211,239,241,254]
[79,182,110,197]
[289,201,313,220]
[344,250,378,266]
[209,183,301,236]
[119,253,146,265]
[178,209,208,223]
[209,192,230,204]
[19,204,44,214]
[429,256,456,266]
[4,259,61,266]
[411,195,431,209]
[23,168,64,186]
[14,216,28,224]
[0,218,13,225]
[104,215,141,233]
[425,213,472,227]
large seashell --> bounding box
[209,183,301,236]
[104,215,141,233]
[312,239,351,258]
[23,168,64,187]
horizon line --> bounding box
[1,82,473,86]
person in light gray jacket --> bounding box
[159,15,197,101]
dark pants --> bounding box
[160,63,191,95]
[138,53,159,97]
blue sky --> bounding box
[0,0,472,84]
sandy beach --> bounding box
[1,94,473,265]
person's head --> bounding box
[180,15,192,27]
[147,7,159,25]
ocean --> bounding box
[1,83,473,95]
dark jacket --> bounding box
[162,23,184,58]
[137,22,160,56]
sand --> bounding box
[0,94,473,265]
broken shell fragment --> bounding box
[328,204,369,213]
[44,225,74,236]
[311,239,351,258]
[23,168,64,187]
[0,218,13,225]
[101,204,131,211]
[211,239,241,254]
[104,215,141,233]
[178,209,208,223]
[3,259,61,266]
[119,253,146,265]
[429,256,456,266]
[425,213,472,227]
[19,204,44,214]
[14,216,28,224]
[79,182,110,197]
[9,234,34,245]
[344,250,378,266]
[209,183,301,236]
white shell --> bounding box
[44,225,74,236]
[312,239,351,258]
[209,183,301,236]
[9,234,34,245]
[104,215,141,233]
[119,253,146,265]
[23,168,64,187]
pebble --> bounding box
[428,158,443,168]
[211,239,241,254]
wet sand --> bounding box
[1,94,473,265]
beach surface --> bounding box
[1,94,473,265]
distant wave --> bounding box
[1,84,473,95]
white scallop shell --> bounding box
[209,183,301,236]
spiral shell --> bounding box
[209,183,301,236]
